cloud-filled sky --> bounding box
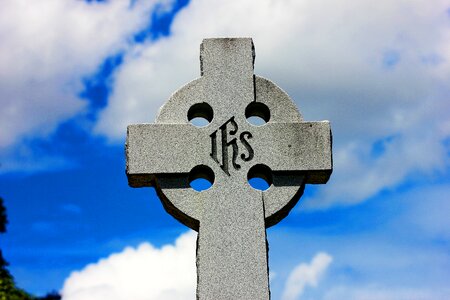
[1,0,449,299]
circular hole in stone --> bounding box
[188,102,213,127]
[189,165,215,191]
[190,117,210,127]
[247,164,273,191]
[245,102,270,126]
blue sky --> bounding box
[1,0,450,299]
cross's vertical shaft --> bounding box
[196,38,270,300]
[197,182,269,299]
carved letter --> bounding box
[210,130,219,164]
[219,116,240,175]
[240,131,254,162]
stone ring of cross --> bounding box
[126,38,332,299]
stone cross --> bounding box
[126,38,332,299]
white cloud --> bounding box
[307,122,450,208]
[0,143,77,173]
[268,185,450,299]
[323,285,450,300]
[282,252,333,300]
[61,231,197,300]
[0,0,159,148]
[57,182,450,300]
[1,0,448,204]
[61,232,334,300]
[95,0,450,207]
[94,36,199,139]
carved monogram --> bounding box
[209,116,254,175]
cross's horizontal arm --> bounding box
[251,121,332,184]
[126,124,209,187]
[126,120,332,187]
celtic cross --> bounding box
[126,38,332,299]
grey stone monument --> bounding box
[126,38,332,299]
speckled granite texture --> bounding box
[126,38,332,299]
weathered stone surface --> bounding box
[126,38,332,299]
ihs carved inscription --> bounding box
[209,116,254,175]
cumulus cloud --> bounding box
[282,252,333,300]
[1,0,448,204]
[95,0,450,207]
[0,0,159,148]
[61,232,334,300]
[323,285,450,300]
[61,231,197,300]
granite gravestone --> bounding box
[126,38,332,299]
